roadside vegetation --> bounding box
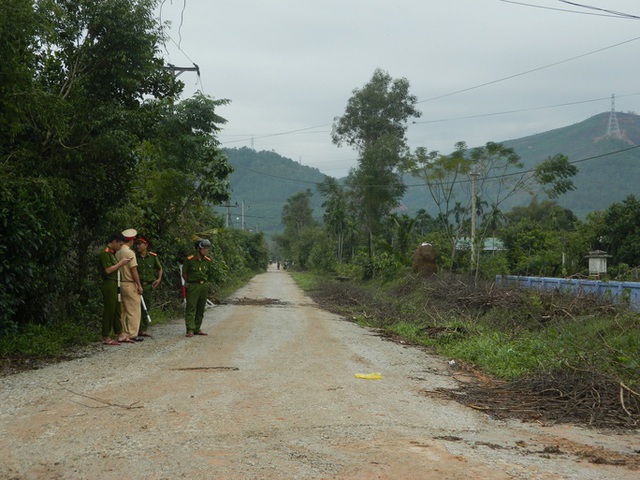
[0,1,268,371]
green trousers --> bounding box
[185,283,208,334]
[101,280,122,337]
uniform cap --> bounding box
[195,238,211,249]
[122,228,137,240]
[136,235,149,245]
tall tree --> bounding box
[275,190,318,266]
[332,69,421,259]
[317,177,352,263]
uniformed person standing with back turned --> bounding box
[135,235,163,337]
[116,228,144,343]
[182,238,215,337]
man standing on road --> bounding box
[135,235,163,337]
[98,232,131,345]
[116,228,144,343]
[182,238,214,338]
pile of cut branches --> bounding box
[439,363,640,429]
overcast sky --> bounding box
[157,0,640,178]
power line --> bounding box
[499,0,635,18]
[412,93,640,125]
[417,34,640,104]
[558,1,640,20]
[220,124,331,146]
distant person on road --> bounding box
[98,232,131,345]
[135,235,163,337]
[116,228,144,343]
[182,238,215,338]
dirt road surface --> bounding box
[1,266,638,479]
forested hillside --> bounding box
[225,147,327,233]
[505,112,640,219]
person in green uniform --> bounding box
[98,232,131,345]
[135,235,163,337]
[182,238,215,337]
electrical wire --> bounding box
[157,0,204,92]
[177,0,187,49]
[558,1,640,19]
[499,0,631,18]
[220,124,331,145]
[418,34,640,104]
[413,93,640,125]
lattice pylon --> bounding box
[606,94,622,139]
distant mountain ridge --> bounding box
[224,147,327,233]
[225,112,640,233]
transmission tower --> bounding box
[606,94,622,139]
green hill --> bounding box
[224,147,327,234]
[503,112,640,219]
[224,112,640,233]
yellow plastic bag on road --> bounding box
[354,372,382,380]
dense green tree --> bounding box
[499,198,584,277]
[0,0,38,142]
[379,213,418,264]
[317,177,353,263]
[133,94,232,235]
[332,69,420,260]
[274,190,318,267]
[345,138,407,258]
[506,198,578,231]
[500,219,566,276]
[585,195,640,267]
[281,190,316,237]
[331,68,421,152]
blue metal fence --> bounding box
[496,275,640,311]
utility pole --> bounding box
[220,202,238,228]
[162,63,200,113]
[470,169,480,272]
[241,200,245,231]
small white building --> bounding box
[587,250,611,277]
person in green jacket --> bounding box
[135,235,163,337]
[98,232,131,345]
[182,238,215,337]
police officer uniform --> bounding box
[182,239,215,337]
[135,235,162,335]
[116,228,143,341]
[98,235,124,343]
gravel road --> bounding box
[1,265,638,479]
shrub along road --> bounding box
[0,265,638,479]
